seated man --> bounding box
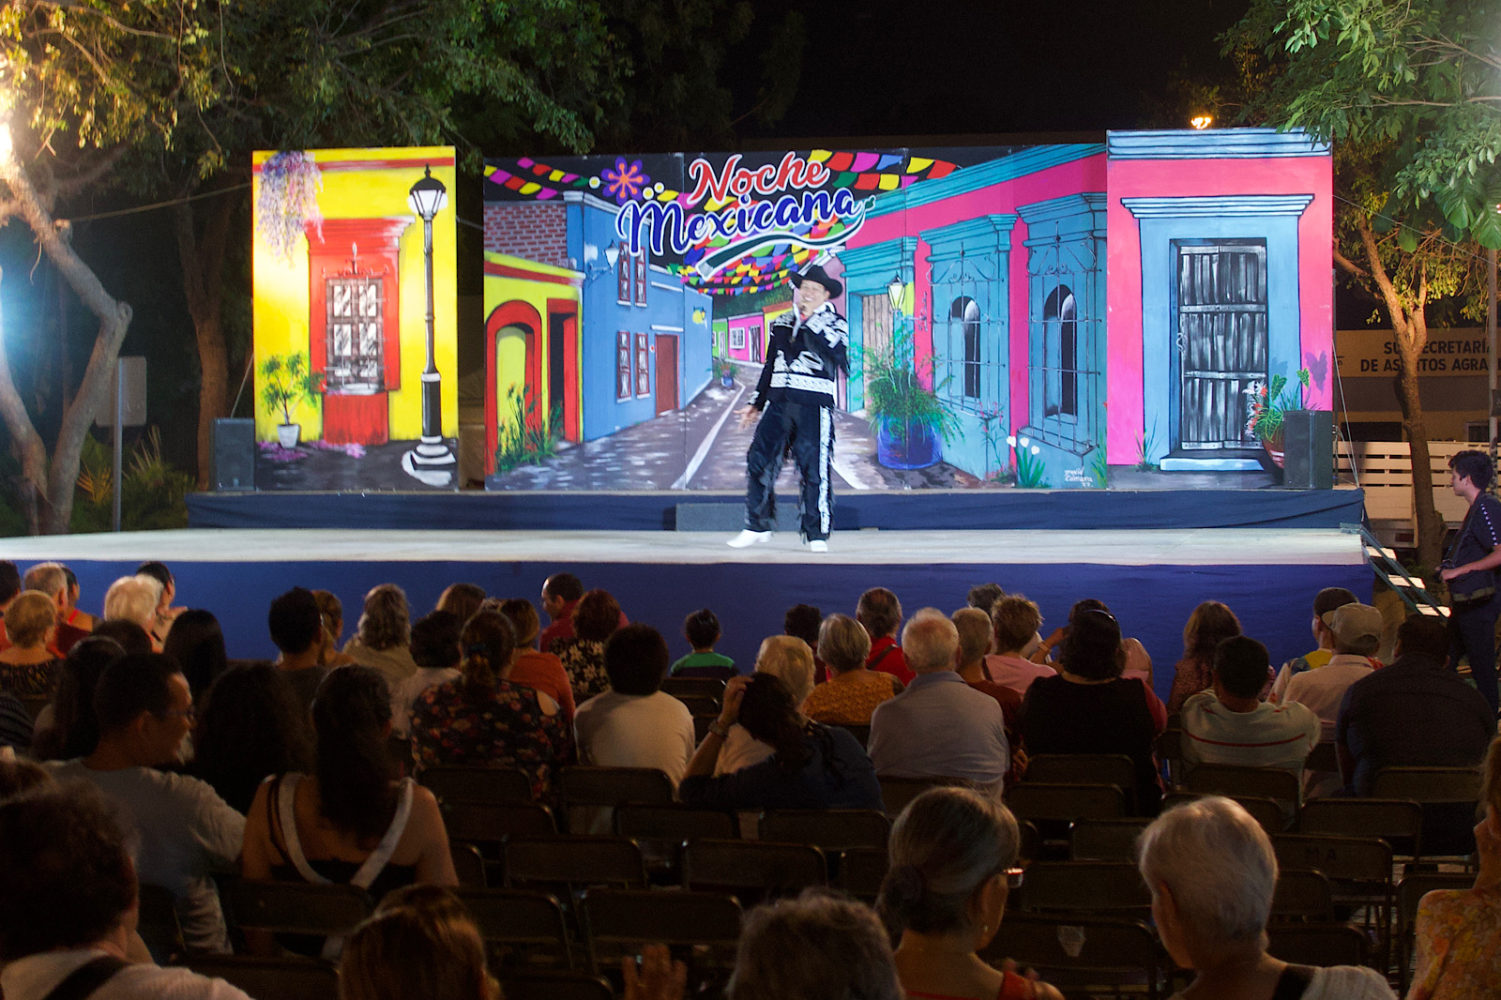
[1181,635,1320,776]
[0,783,251,999]
[46,653,244,954]
[1282,602,1381,742]
[21,562,90,655]
[857,587,914,686]
[1269,586,1361,702]
[868,609,1009,791]
[574,623,695,786]
[267,586,328,714]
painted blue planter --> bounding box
[877,420,941,470]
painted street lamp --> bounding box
[404,164,455,485]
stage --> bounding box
[0,512,1371,709]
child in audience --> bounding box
[671,608,736,679]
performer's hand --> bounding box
[736,405,759,430]
[717,675,749,727]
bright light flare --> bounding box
[1189,115,1214,130]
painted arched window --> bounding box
[950,296,982,399]
[1042,285,1077,417]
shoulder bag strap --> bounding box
[40,956,128,1000]
[276,773,329,885]
[348,779,415,890]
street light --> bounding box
[584,242,621,281]
[403,164,455,486]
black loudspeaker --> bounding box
[213,419,255,491]
[1282,410,1333,490]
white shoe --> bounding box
[727,530,772,548]
[807,540,828,553]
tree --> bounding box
[1229,0,1500,571]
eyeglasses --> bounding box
[1005,867,1025,890]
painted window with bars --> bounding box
[616,243,631,304]
[326,275,384,392]
[635,333,651,396]
[616,331,631,400]
[930,257,1006,411]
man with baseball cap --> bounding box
[728,262,848,553]
[1282,602,1383,742]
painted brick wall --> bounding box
[483,203,568,267]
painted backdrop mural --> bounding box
[253,146,459,490]
[481,130,1332,491]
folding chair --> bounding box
[878,774,973,819]
[222,880,372,940]
[758,809,891,851]
[1272,833,1394,966]
[184,956,339,1000]
[499,971,615,1000]
[1161,791,1289,835]
[674,694,721,716]
[420,765,533,804]
[582,889,742,994]
[1373,766,1482,859]
[836,845,889,902]
[1069,818,1152,863]
[1011,861,1151,919]
[1266,923,1372,969]
[1025,754,1137,801]
[1304,740,1339,774]
[504,836,648,892]
[1395,872,1476,994]
[1154,727,1184,788]
[456,887,575,972]
[981,915,1167,1000]
[136,882,185,963]
[1269,869,1335,922]
[557,766,674,834]
[682,839,827,902]
[1299,798,1423,864]
[444,799,558,844]
[1183,764,1301,813]
[660,677,725,702]
[452,842,488,888]
[614,802,738,882]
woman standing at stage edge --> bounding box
[1441,450,1501,717]
[727,263,848,554]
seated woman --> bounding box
[343,584,419,688]
[409,611,573,800]
[161,609,229,708]
[1137,795,1393,999]
[0,592,62,697]
[312,589,358,669]
[716,635,816,775]
[340,885,498,1000]
[242,665,456,954]
[191,662,313,814]
[29,636,125,761]
[729,889,902,1000]
[879,786,1063,1000]
[1017,608,1162,814]
[1168,601,1242,714]
[678,673,882,811]
[802,613,898,726]
[1409,735,1501,998]
[550,589,624,703]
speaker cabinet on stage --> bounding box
[1282,410,1333,490]
[213,419,255,491]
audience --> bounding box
[1167,600,1242,713]
[162,608,229,707]
[47,653,245,954]
[880,786,1064,1000]
[1018,608,1163,813]
[574,624,694,786]
[21,562,89,654]
[242,664,456,954]
[102,574,163,650]
[1046,598,1153,683]
[0,558,19,648]
[389,610,463,737]
[538,572,586,650]
[1181,635,1319,800]
[1269,586,1360,702]
[135,560,184,645]
[728,890,902,1000]
[952,605,1021,724]
[1408,735,1501,999]
[268,586,329,714]
[0,784,254,1000]
[61,564,99,633]
[30,636,125,761]
[1283,602,1380,741]
[497,597,576,722]
[190,661,314,814]
[679,673,882,811]
[339,885,498,1000]
[552,588,626,703]
[1136,796,1395,999]
[343,583,419,686]
[435,582,486,626]
[802,612,897,725]
[982,595,1056,696]
[783,603,825,682]
[312,588,358,668]
[0,692,32,751]
[0,591,61,696]
[671,607,736,679]
[715,634,816,775]
[869,610,1010,790]
[858,587,914,685]
[966,581,1006,614]
[409,611,572,799]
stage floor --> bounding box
[0,527,1362,568]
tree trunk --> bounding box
[0,153,133,533]
[173,190,234,490]
[1356,221,1443,569]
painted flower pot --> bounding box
[877,420,941,470]
[1261,431,1285,469]
[276,423,301,449]
[720,373,735,388]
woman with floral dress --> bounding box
[411,610,573,800]
[549,589,624,705]
[0,592,62,698]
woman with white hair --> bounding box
[102,575,163,651]
[342,584,418,688]
[715,634,815,775]
[1136,796,1394,999]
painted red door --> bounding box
[655,334,678,415]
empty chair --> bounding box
[1269,869,1335,922]
[1265,923,1372,969]
[1161,792,1286,836]
[878,774,971,819]
[136,881,185,962]
[451,842,487,888]
[1012,861,1151,918]
[836,845,889,902]
[556,765,674,834]
[759,808,891,851]
[683,839,827,901]
[443,799,558,846]
[1272,833,1394,965]
[223,880,373,940]
[1026,754,1137,798]
[504,836,647,891]
[674,693,721,716]
[420,765,533,804]
[456,887,574,972]
[1299,798,1423,861]
[980,915,1165,1000]
[1005,782,1125,825]
[184,956,338,1000]
[1373,765,1482,858]
[1069,818,1153,863]
[614,802,737,843]
[1183,763,1301,810]
[1154,726,1184,787]
[582,888,742,986]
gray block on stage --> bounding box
[676,503,800,532]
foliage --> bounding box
[1135,422,1160,472]
[256,153,323,261]
[258,353,323,427]
[1009,434,1048,489]
[1246,367,1311,443]
[69,428,193,533]
[976,404,1011,481]
[713,356,736,380]
[852,321,963,446]
[495,384,562,475]
[1088,426,1109,488]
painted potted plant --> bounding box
[1246,367,1310,468]
[714,356,736,387]
[260,352,324,449]
[858,322,962,470]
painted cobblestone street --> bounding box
[487,374,977,492]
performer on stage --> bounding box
[1440,449,1501,716]
[728,263,848,553]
